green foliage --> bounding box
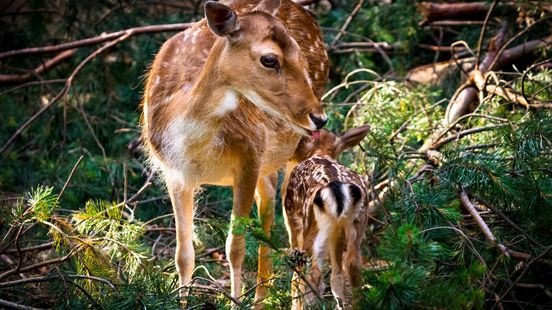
[1,1,552,309]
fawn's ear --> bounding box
[292,136,315,162]
[254,0,281,16]
[205,1,240,37]
[335,124,371,156]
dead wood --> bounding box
[418,2,514,26]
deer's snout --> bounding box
[309,113,328,130]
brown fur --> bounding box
[141,0,329,305]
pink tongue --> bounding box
[311,131,320,139]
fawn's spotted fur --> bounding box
[284,125,372,309]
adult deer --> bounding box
[284,125,371,309]
[141,0,329,304]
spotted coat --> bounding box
[285,155,371,255]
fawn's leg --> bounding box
[253,173,277,306]
[344,222,364,308]
[304,222,329,307]
[329,228,347,309]
[227,161,259,299]
[167,182,196,297]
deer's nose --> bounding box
[309,113,328,130]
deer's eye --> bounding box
[260,54,278,68]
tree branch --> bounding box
[0,49,76,84]
[458,190,510,257]
[0,298,42,310]
[0,23,192,60]
[0,26,179,155]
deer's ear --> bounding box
[205,1,240,37]
[255,0,281,16]
[335,124,371,156]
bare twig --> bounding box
[458,190,509,257]
[0,247,79,281]
[429,20,486,26]
[76,103,107,160]
[116,172,154,208]
[521,59,552,105]
[0,273,116,291]
[0,298,42,310]
[421,225,486,264]
[514,283,552,298]
[0,23,192,60]
[57,155,84,201]
[0,31,136,155]
[330,0,364,47]
[432,124,507,149]
[4,242,54,254]
[493,245,552,309]
[0,79,66,96]
[0,49,76,84]
[475,196,546,248]
[475,0,499,71]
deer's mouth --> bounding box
[296,127,321,139]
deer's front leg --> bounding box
[227,161,259,299]
[167,182,196,297]
[253,173,277,305]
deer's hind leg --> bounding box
[253,173,277,306]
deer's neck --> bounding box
[183,40,237,121]
[159,39,237,171]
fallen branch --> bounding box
[446,35,552,122]
[458,190,509,257]
[515,283,552,299]
[446,20,509,122]
[474,195,548,249]
[331,41,394,50]
[432,124,507,150]
[4,242,54,254]
[406,57,475,85]
[492,245,552,309]
[0,247,79,281]
[428,20,485,26]
[418,2,513,26]
[0,298,42,310]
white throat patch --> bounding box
[214,89,239,116]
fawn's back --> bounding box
[283,126,371,309]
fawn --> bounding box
[141,0,329,304]
[284,124,372,309]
